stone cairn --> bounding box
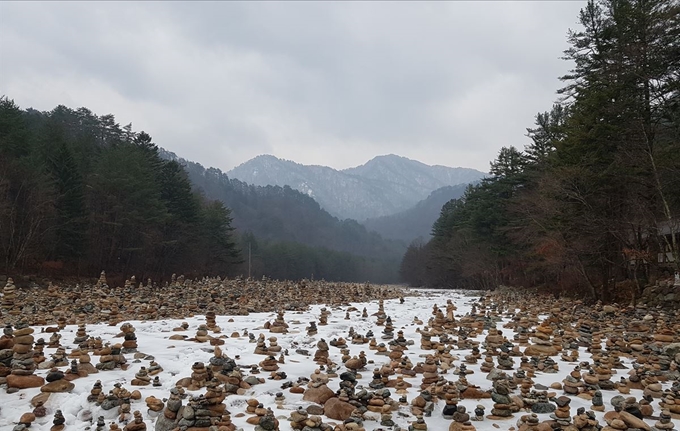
[74,323,90,347]
[119,323,138,353]
[131,366,151,386]
[489,378,517,419]
[41,366,75,394]
[268,310,289,333]
[1,278,17,310]
[6,320,45,391]
[96,343,127,371]
[314,338,330,365]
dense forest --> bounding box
[0,100,403,283]
[401,0,680,301]
[0,99,242,280]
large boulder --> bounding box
[302,384,335,405]
[324,397,355,421]
[40,379,75,393]
[524,344,557,356]
[6,374,45,389]
[618,411,651,431]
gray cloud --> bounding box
[0,1,585,173]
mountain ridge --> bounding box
[228,154,485,220]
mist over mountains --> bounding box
[363,182,474,243]
[227,154,485,221]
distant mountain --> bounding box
[363,183,472,243]
[227,154,486,220]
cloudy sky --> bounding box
[0,1,585,173]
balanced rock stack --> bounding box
[449,406,476,431]
[659,387,680,415]
[419,355,440,388]
[119,323,137,353]
[269,310,289,333]
[7,320,45,390]
[655,409,676,431]
[123,410,146,431]
[177,361,211,390]
[41,367,75,393]
[525,320,558,357]
[314,339,330,365]
[205,311,219,332]
[74,323,89,346]
[1,278,18,311]
[131,366,151,386]
[96,343,127,371]
[489,378,517,419]
[155,388,182,431]
[563,366,584,395]
[194,324,211,343]
[51,409,65,431]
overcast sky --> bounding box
[0,1,585,173]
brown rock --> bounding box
[302,385,335,404]
[40,379,75,393]
[20,412,36,424]
[6,374,45,389]
[324,397,356,421]
[618,411,651,431]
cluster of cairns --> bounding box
[0,273,405,325]
[1,274,680,431]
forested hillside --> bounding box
[401,0,680,301]
[0,100,241,279]
[0,100,403,283]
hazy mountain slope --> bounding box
[160,149,406,261]
[363,183,472,243]
[227,154,485,220]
